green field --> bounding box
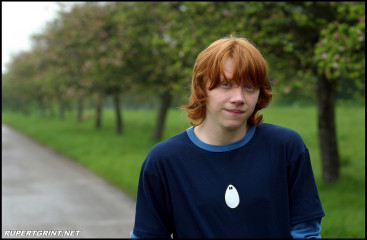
[2,105,365,238]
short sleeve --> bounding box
[287,148,325,225]
[132,156,173,238]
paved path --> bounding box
[2,124,136,238]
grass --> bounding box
[2,105,365,238]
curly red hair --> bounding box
[181,36,273,126]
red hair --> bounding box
[182,36,273,126]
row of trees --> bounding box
[2,2,365,183]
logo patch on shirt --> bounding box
[225,184,240,208]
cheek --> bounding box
[207,91,224,111]
[249,94,260,107]
[207,99,221,113]
[254,93,263,107]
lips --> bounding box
[225,109,244,115]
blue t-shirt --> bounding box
[132,123,325,238]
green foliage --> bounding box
[241,2,365,99]
[3,2,364,113]
[314,2,365,81]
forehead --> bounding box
[221,58,234,79]
[214,56,258,88]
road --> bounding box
[2,124,136,238]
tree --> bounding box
[313,2,365,182]
[36,13,87,120]
[241,2,365,183]
[80,2,135,134]
[116,2,195,141]
[3,50,39,114]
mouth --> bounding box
[225,109,245,115]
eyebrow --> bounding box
[219,74,233,81]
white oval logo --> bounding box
[225,184,240,208]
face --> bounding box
[204,58,260,132]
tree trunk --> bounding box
[49,104,55,118]
[77,98,83,123]
[152,90,172,141]
[316,74,340,183]
[23,107,30,116]
[59,102,65,120]
[113,93,123,135]
[38,98,45,117]
[95,94,103,129]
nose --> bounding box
[230,87,245,105]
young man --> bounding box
[130,36,325,238]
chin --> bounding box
[222,122,247,131]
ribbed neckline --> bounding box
[185,126,256,152]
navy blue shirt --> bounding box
[132,123,325,238]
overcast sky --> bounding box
[2,2,82,74]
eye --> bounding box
[244,85,256,91]
[221,82,232,88]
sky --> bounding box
[2,2,82,74]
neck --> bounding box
[194,122,248,145]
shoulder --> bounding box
[149,130,189,156]
[143,130,190,169]
[257,123,303,140]
[255,123,306,148]
[255,123,310,167]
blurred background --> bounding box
[2,2,365,238]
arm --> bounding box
[290,218,322,239]
[131,155,173,239]
[130,231,140,239]
[286,133,325,238]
